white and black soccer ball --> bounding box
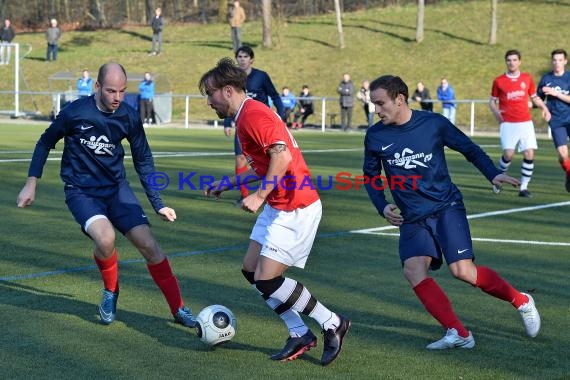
[195,304,237,346]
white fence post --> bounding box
[321,97,326,132]
[185,95,189,129]
[470,101,475,136]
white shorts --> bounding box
[499,121,538,152]
[250,199,322,269]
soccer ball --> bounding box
[195,304,237,346]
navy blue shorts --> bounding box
[399,202,474,271]
[550,125,570,149]
[64,181,149,235]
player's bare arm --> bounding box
[204,167,258,199]
[240,143,291,214]
[17,176,38,208]
[488,98,503,123]
[224,126,232,137]
[531,95,551,122]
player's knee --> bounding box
[255,276,284,297]
[241,269,255,284]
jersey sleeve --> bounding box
[127,115,165,213]
[442,121,500,182]
[28,114,67,178]
[491,78,499,99]
[363,135,389,216]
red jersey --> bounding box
[235,98,320,211]
[491,72,537,122]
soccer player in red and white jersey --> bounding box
[199,58,350,366]
[489,49,551,198]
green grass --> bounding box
[1,0,568,129]
[1,123,569,379]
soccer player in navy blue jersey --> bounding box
[17,62,196,328]
[537,48,570,192]
[363,75,541,349]
[223,46,285,204]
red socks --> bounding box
[235,164,250,198]
[561,158,570,174]
[94,249,119,293]
[475,265,528,308]
[147,257,184,315]
[413,277,469,338]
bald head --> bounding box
[95,63,128,113]
[97,63,127,87]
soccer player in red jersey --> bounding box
[489,49,551,198]
[199,58,350,366]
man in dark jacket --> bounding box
[1,18,16,65]
[149,7,164,56]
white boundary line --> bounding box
[352,201,570,247]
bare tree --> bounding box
[218,0,228,23]
[416,0,425,43]
[488,0,498,45]
[334,0,344,49]
[262,0,272,48]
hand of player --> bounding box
[383,204,403,226]
[492,173,520,189]
[17,177,38,208]
[158,207,177,222]
[224,127,232,137]
[204,181,226,199]
[240,192,264,214]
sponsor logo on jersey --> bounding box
[80,135,115,155]
[387,148,432,169]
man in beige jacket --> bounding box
[228,0,246,52]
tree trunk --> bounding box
[262,0,272,48]
[416,0,425,43]
[334,0,344,49]
[488,0,498,45]
[218,0,228,24]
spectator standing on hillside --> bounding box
[363,74,540,350]
[489,49,550,198]
[413,81,433,112]
[45,18,61,62]
[149,7,164,56]
[537,48,570,192]
[292,85,314,129]
[337,73,354,131]
[228,0,246,52]
[0,18,15,65]
[77,69,93,98]
[437,78,456,124]
[139,72,155,127]
[356,80,375,128]
[280,86,296,127]
[200,58,350,365]
[17,62,197,328]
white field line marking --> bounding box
[0,148,362,163]
[352,201,570,246]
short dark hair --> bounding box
[551,48,567,59]
[505,49,521,60]
[235,45,254,59]
[369,75,409,102]
[198,57,247,95]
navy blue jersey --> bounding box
[224,67,285,128]
[363,110,500,223]
[537,71,570,129]
[28,96,165,212]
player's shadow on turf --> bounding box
[0,280,199,348]
[208,341,322,365]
